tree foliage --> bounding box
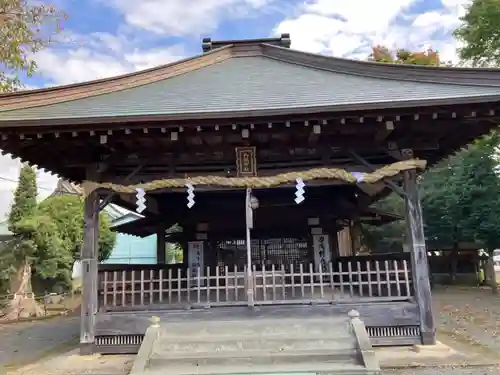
[0,0,66,91]
[369,45,444,66]
[0,165,37,292]
[37,195,116,262]
[1,178,117,295]
[166,243,183,264]
[422,133,500,252]
[8,164,36,231]
[359,194,405,253]
[0,164,40,310]
[362,45,439,252]
[454,0,500,67]
[364,135,500,254]
[363,45,500,255]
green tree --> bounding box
[37,194,116,263]
[0,164,43,317]
[7,164,36,230]
[425,134,500,252]
[361,46,443,252]
[369,45,445,65]
[359,194,405,253]
[0,0,66,91]
[166,243,183,264]
[454,0,500,67]
[423,134,500,293]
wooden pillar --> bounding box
[80,189,100,355]
[156,226,166,264]
[403,162,436,345]
[350,219,361,256]
[330,224,340,258]
[337,224,353,257]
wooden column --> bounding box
[330,224,340,258]
[80,189,100,355]
[337,224,353,257]
[403,163,436,345]
[350,219,361,255]
[156,226,166,264]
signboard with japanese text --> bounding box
[312,234,331,273]
[188,241,204,286]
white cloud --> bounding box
[106,0,274,36]
[275,0,416,57]
[35,48,131,85]
[304,0,415,34]
[124,45,186,71]
[32,31,187,85]
[275,0,469,63]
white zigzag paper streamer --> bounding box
[135,187,146,213]
[295,178,305,204]
[186,184,195,208]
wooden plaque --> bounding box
[235,147,257,177]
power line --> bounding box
[0,175,81,196]
[0,175,56,192]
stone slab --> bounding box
[376,341,467,368]
[130,307,381,374]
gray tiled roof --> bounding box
[2,55,500,121]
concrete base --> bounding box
[411,341,456,355]
[376,341,465,368]
[79,343,95,356]
[419,331,437,346]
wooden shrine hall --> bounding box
[1,34,500,356]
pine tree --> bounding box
[8,164,37,232]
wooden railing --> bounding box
[98,254,413,310]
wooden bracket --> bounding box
[98,163,146,212]
[374,120,395,143]
[347,150,408,199]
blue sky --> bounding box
[0,0,469,216]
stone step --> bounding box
[145,357,377,375]
[148,349,359,368]
[155,336,356,354]
[159,318,351,338]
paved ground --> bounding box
[386,365,500,374]
[0,316,80,370]
[0,286,498,375]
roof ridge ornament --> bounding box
[202,34,291,53]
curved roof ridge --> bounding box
[0,44,233,98]
[0,45,234,112]
[262,44,500,87]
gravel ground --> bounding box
[431,286,500,355]
[386,286,500,375]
